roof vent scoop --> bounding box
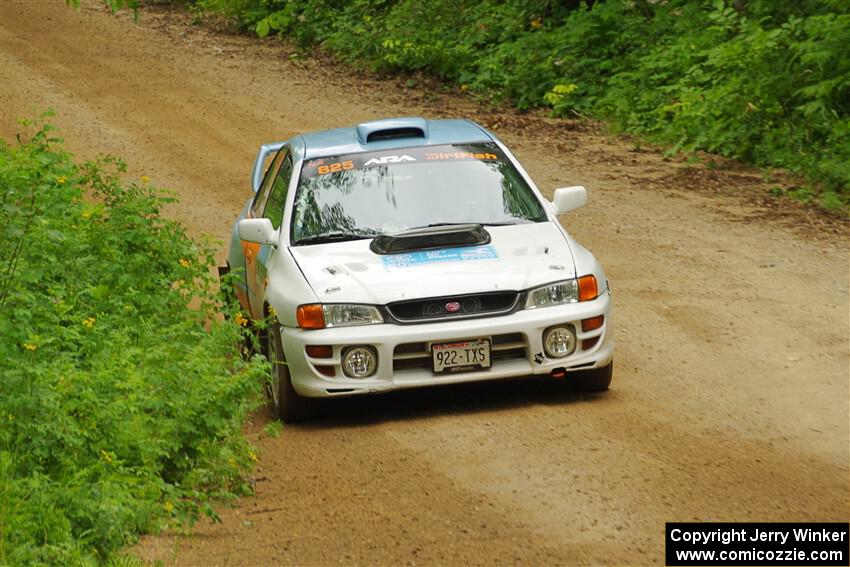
[356,117,428,144]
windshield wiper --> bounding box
[294,230,379,246]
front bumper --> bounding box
[282,291,613,397]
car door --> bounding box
[243,149,285,318]
[246,150,294,318]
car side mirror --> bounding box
[238,218,278,246]
[551,186,587,214]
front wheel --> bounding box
[571,361,613,392]
[266,322,316,423]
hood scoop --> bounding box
[370,224,491,255]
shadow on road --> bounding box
[291,376,614,429]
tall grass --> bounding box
[0,117,265,565]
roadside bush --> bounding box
[197,0,850,212]
[0,118,265,565]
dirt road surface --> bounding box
[1,2,848,565]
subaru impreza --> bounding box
[225,117,613,421]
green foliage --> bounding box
[198,0,850,212]
[65,0,139,14]
[0,117,266,565]
[262,420,282,438]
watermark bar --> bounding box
[666,523,849,566]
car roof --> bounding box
[294,117,495,160]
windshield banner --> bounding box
[302,144,504,178]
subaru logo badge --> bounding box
[445,301,461,313]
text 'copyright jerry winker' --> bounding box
[666,523,849,566]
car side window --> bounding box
[251,149,285,218]
[263,155,293,230]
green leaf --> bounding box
[256,19,271,38]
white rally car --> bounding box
[226,117,613,421]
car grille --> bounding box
[387,291,519,322]
[392,332,528,372]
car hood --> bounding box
[289,223,576,304]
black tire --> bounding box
[266,321,316,423]
[571,361,613,392]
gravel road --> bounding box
[1,2,847,565]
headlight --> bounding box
[296,303,383,329]
[324,304,383,327]
[525,280,578,308]
[525,275,598,309]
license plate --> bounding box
[432,339,491,373]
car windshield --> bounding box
[290,143,547,245]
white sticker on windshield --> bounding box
[363,155,417,166]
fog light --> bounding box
[341,346,377,378]
[543,325,576,358]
